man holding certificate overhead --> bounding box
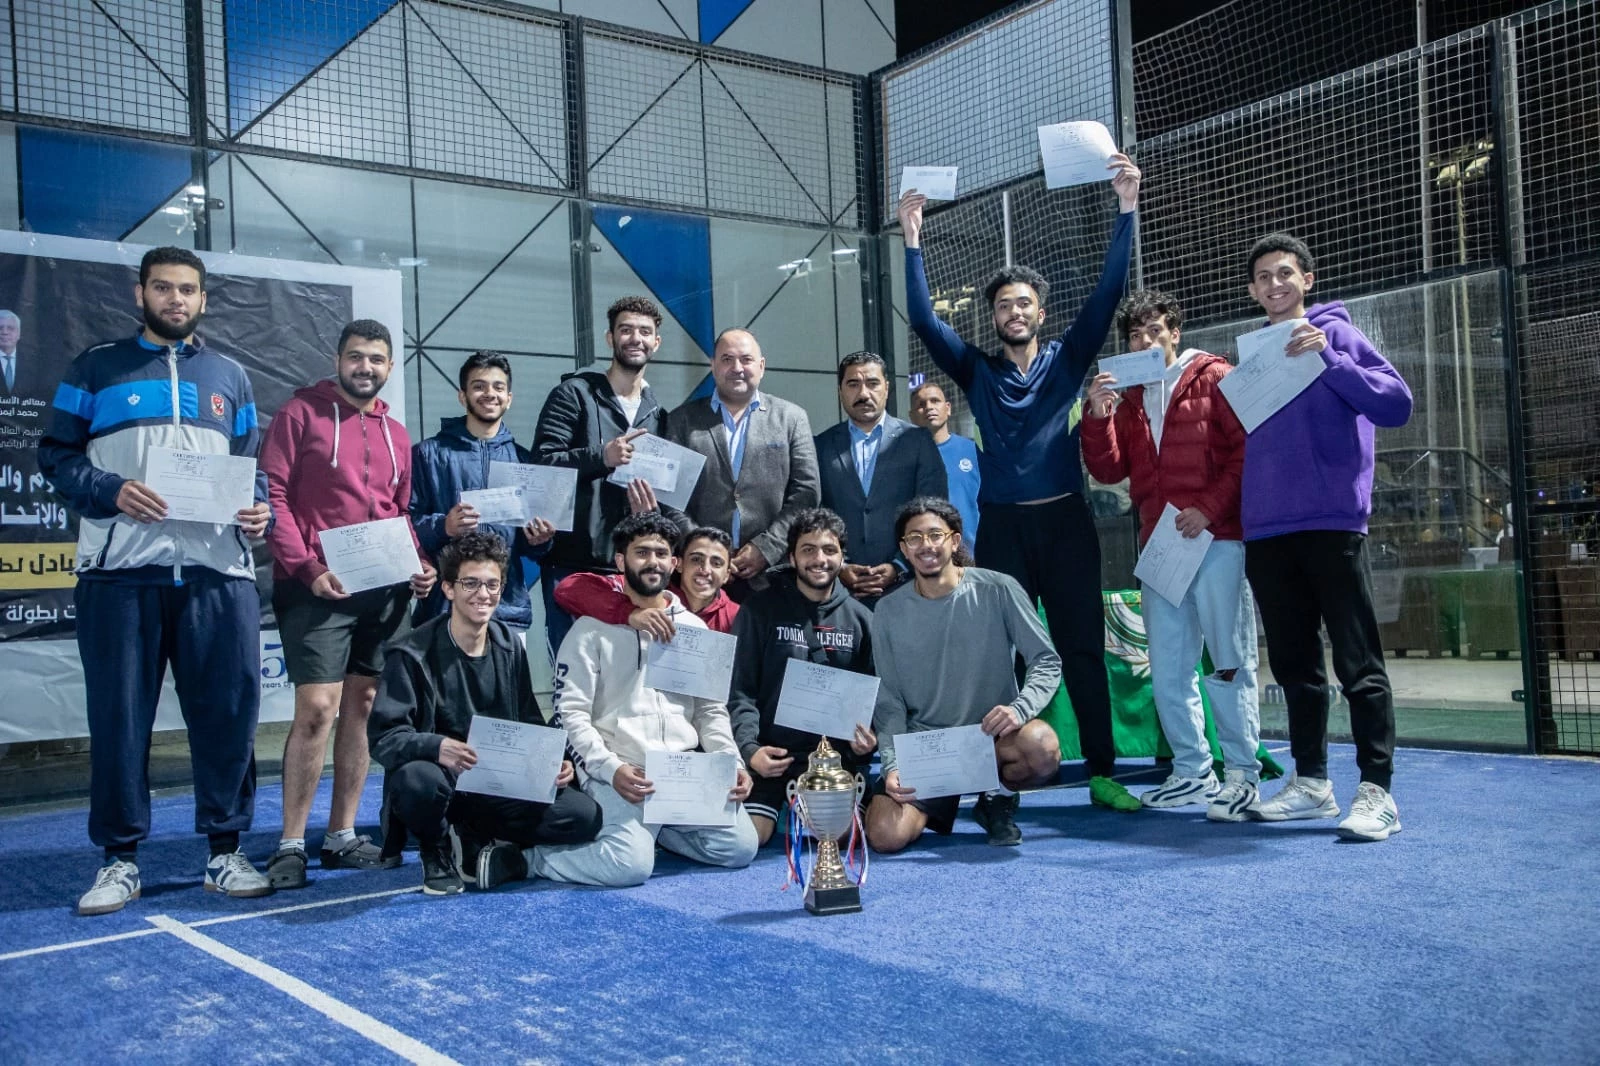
[1234,234,1412,841]
[866,498,1063,852]
[897,152,1143,814]
[1082,290,1262,822]
[410,350,555,632]
[529,512,757,887]
[727,508,877,845]
[40,246,275,915]
[369,532,601,896]
[260,319,437,889]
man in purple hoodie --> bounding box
[1236,234,1413,842]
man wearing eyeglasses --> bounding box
[369,531,602,896]
[866,497,1063,851]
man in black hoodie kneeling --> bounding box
[369,532,602,896]
[729,508,878,845]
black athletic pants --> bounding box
[385,759,603,848]
[976,494,1115,777]
[1245,530,1395,790]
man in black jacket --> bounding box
[369,532,602,896]
[728,508,877,845]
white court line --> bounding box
[0,926,163,962]
[148,915,461,1066]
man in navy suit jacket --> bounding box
[814,352,946,604]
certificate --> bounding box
[645,624,738,703]
[642,750,738,827]
[486,462,578,531]
[606,434,706,511]
[143,447,256,525]
[1098,347,1167,389]
[1134,503,1214,608]
[1234,317,1307,363]
[898,165,958,201]
[1219,320,1327,432]
[458,486,528,525]
[894,725,1000,799]
[772,659,879,742]
[1037,120,1119,189]
[317,517,422,593]
[453,716,567,805]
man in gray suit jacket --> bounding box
[663,328,820,593]
[814,351,947,603]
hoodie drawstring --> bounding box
[379,413,399,487]
[330,402,340,468]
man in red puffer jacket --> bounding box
[1081,290,1263,823]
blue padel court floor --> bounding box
[3,744,1599,1065]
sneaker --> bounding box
[1088,776,1142,812]
[972,792,1022,846]
[1250,775,1340,821]
[1140,772,1220,809]
[1206,771,1259,823]
[204,850,274,898]
[266,846,308,890]
[421,840,464,897]
[475,842,530,890]
[321,834,401,870]
[456,830,490,883]
[1336,782,1402,841]
[78,859,140,916]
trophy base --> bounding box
[804,884,862,916]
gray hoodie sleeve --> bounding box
[997,574,1062,722]
[869,605,910,774]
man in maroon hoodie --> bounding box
[553,525,739,639]
[260,319,437,889]
[1082,291,1262,823]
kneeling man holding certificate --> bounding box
[867,498,1063,852]
[529,512,757,887]
[369,532,602,896]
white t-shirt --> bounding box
[617,393,643,425]
[1144,348,1202,453]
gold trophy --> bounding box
[786,738,867,915]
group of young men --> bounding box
[44,144,1412,914]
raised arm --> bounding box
[899,192,982,392]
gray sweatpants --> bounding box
[528,777,758,887]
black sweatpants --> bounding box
[976,494,1115,777]
[386,759,603,848]
[77,571,260,850]
[1245,530,1395,790]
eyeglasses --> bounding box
[452,577,503,594]
[900,530,953,548]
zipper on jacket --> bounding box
[168,345,183,587]
[361,411,374,520]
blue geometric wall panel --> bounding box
[593,205,714,356]
[700,0,758,44]
[225,0,400,135]
[18,129,192,241]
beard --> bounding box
[795,564,837,593]
[339,369,385,400]
[624,564,669,596]
[613,344,650,370]
[143,303,203,342]
[994,318,1039,347]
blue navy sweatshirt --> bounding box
[905,210,1135,505]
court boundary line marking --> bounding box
[148,915,460,1066]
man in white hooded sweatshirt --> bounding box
[529,511,757,886]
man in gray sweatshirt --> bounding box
[866,497,1063,851]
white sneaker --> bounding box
[1206,770,1259,823]
[1250,775,1340,821]
[78,859,140,916]
[1336,782,1402,841]
[205,850,274,898]
[1140,771,1220,808]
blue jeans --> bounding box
[1141,538,1261,782]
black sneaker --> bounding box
[266,847,308,889]
[455,830,490,884]
[475,843,530,891]
[972,792,1022,847]
[420,840,464,897]
[320,834,401,870]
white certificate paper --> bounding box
[1099,347,1167,389]
[606,434,706,511]
[772,659,879,742]
[459,486,528,526]
[486,461,578,531]
[1037,120,1119,189]
[317,517,422,593]
[1134,503,1214,608]
[1234,317,1307,363]
[143,447,256,525]
[894,724,1000,800]
[453,716,567,804]
[899,165,959,201]
[645,624,738,703]
[642,750,738,827]
[1219,320,1327,432]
